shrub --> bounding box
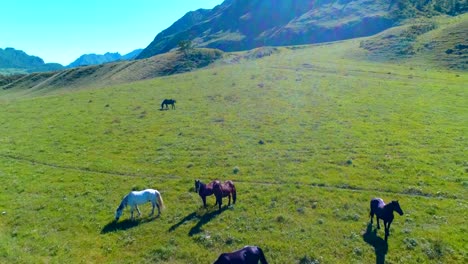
[403,237,418,250]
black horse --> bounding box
[161,99,176,110]
[214,246,268,264]
[195,179,216,207]
[370,198,404,240]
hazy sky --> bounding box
[1,0,224,65]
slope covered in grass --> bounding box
[360,13,468,70]
[0,25,466,264]
[0,48,223,98]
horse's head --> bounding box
[115,201,126,221]
[195,179,201,193]
[115,208,123,221]
[392,200,404,216]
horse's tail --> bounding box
[232,183,237,204]
[157,191,165,210]
[257,246,268,264]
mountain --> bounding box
[0,47,64,73]
[138,0,467,59]
[67,49,143,68]
[121,49,143,60]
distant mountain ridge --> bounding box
[67,49,143,68]
[138,0,467,59]
[0,47,64,73]
[0,48,143,74]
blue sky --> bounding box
[1,0,223,65]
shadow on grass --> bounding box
[101,216,159,234]
[168,206,228,236]
[363,223,388,264]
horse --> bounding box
[369,198,404,240]
[161,99,176,110]
[115,189,165,221]
[214,246,268,264]
[195,179,217,207]
[213,180,236,210]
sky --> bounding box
[1,0,224,65]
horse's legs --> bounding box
[385,220,392,238]
[202,196,207,207]
[217,195,222,210]
[370,210,374,224]
[376,217,381,229]
[384,221,389,240]
[150,202,155,216]
[135,205,141,217]
[227,194,231,206]
[130,206,134,220]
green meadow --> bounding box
[1,31,467,263]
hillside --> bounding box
[138,0,467,59]
[0,47,64,74]
[359,13,468,70]
[2,13,465,97]
[67,49,143,68]
[0,48,222,96]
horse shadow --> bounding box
[362,223,388,264]
[168,206,228,236]
[101,216,159,234]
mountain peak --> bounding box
[67,49,142,68]
[0,47,63,73]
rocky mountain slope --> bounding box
[138,0,466,59]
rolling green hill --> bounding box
[360,13,468,70]
[2,14,465,98]
[0,48,222,97]
[0,15,467,264]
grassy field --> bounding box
[0,27,467,263]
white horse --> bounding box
[115,189,165,221]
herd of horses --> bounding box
[114,179,404,263]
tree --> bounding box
[178,40,193,56]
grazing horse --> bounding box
[213,180,236,210]
[370,198,404,240]
[214,246,268,264]
[195,179,217,207]
[161,99,176,110]
[115,189,165,221]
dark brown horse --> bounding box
[370,198,404,240]
[161,99,176,110]
[214,246,268,264]
[213,180,236,210]
[195,179,216,207]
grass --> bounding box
[0,22,467,263]
[359,13,468,70]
